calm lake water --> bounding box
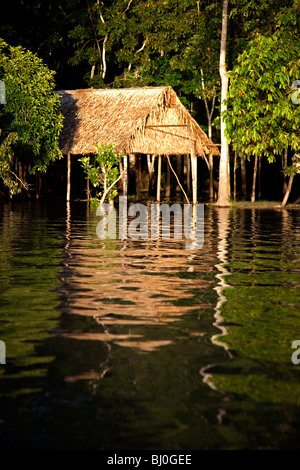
[0,200,299,450]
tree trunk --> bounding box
[282,148,288,195]
[240,154,247,200]
[281,174,294,207]
[200,69,215,202]
[188,125,197,204]
[216,0,231,207]
[123,155,128,197]
[207,116,214,202]
[251,155,258,202]
[233,151,237,201]
[67,153,71,202]
[258,155,261,200]
[191,152,197,205]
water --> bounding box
[0,200,299,450]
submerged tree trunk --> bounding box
[216,0,231,207]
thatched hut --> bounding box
[57,86,219,203]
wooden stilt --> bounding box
[191,153,197,205]
[123,154,128,197]
[186,155,191,195]
[67,152,71,202]
[147,154,155,195]
[209,154,214,201]
[176,155,181,192]
[157,155,161,202]
[166,157,170,200]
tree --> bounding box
[80,144,124,206]
[224,8,300,200]
[281,153,300,207]
[0,39,63,173]
[216,0,231,207]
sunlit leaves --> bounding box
[224,8,300,163]
[0,39,63,172]
[0,129,23,195]
[79,144,124,204]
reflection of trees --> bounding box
[200,207,232,403]
[0,202,63,391]
[212,208,233,358]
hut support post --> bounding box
[147,155,155,195]
[186,155,191,195]
[191,153,197,205]
[166,158,170,200]
[136,155,141,200]
[157,155,162,202]
[123,155,128,197]
[67,153,71,202]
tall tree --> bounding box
[224,8,300,178]
[216,0,231,207]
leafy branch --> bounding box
[79,144,124,206]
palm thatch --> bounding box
[57,86,219,157]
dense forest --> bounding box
[0,0,299,204]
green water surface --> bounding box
[0,201,299,450]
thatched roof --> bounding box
[57,86,219,157]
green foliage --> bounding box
[0,38,63,172]
[79,144,124,204]
[0,129,25,196]
[285,153,300,176]
[224,8,300,163]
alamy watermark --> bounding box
[291,80,300,105]
[0,340,6,365]
[291,340,300,365]
[96,197,204,250]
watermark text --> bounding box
[96,197,204,250]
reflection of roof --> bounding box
[59,240,210,353]
[57,86,219,156]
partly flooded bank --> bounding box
[0,201,299,449]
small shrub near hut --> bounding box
[79,144,124,206]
